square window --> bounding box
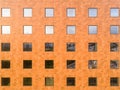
[45,43,54,52]
[1,43,10,51]
[110,26,119,34]
[45,77,54,86]
[110,60,119,69]
[67,77,75,86]
[1,77,10,86]
[24,26,32,34]
[67,60,75,69]
[110,8,119,17]
[45,60,54,69]
[89,77,97,86]
[88,8,97,17]
[88,26,97,34]
[88,43,97,52]
[110,77,119,86]
[67,26,76,34]
[110,43,118,52]
[23,43,32,51]
[45,8,54,17]
[1,60,10,69]
[45,26,54,34]
[2,26,10,34]
[2,8,10,17]
[23,77,32,86]
[23,60,32,69]
[67,43,75,52]
[67,8,75,17]
[88,60,97,69]
[24,8,32,17]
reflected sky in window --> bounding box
[110,8,119,17]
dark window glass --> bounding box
[23,43,32,51]
[45,77,54,86]
[88,60,97,69]
[67,60,75,69]
[1,43,10,51]
[67,43,75,51]
[89,77,97,86]
[67,77,75,86]
[45,43,54,51]
[23,60,32,69]
[1,60,10,69]
[110,43,118,52]
[110,78,119,86]
[1,78,10,86]
[110,60,119,69]
[45,60,54,69]
[23,77,32,86]
[88,43,97,52]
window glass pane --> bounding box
[67,60,75,69]
[23,43,32,51]
[23,78,32,86]
[89,77,97,86]
[1,43,10,51]
[45,77,54,86]
[24,26,32,34]
[1,78,10,86]
[45,43,54,51]
[110,60,119,69]
[67,26,75,34]
[88,60,97,69]
[89,8,97,17]
[2,26,10,34]
[45,60,54,69]
[110,26,119,34]
[88,26,97,34]
[45,8,54,17]
[88,43,97,52]
[110,78,119,86]
[2,8,10,17]
[67,77,75,86]
[110,43,118,52]
[23,60,32,69]
[24,8,32,17]
[45,26,54,34]
[1,60,10,69]
[67,43,75,51]
[67,8,75,17]
[110,8,119,17]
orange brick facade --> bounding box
[0,0,120,90]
